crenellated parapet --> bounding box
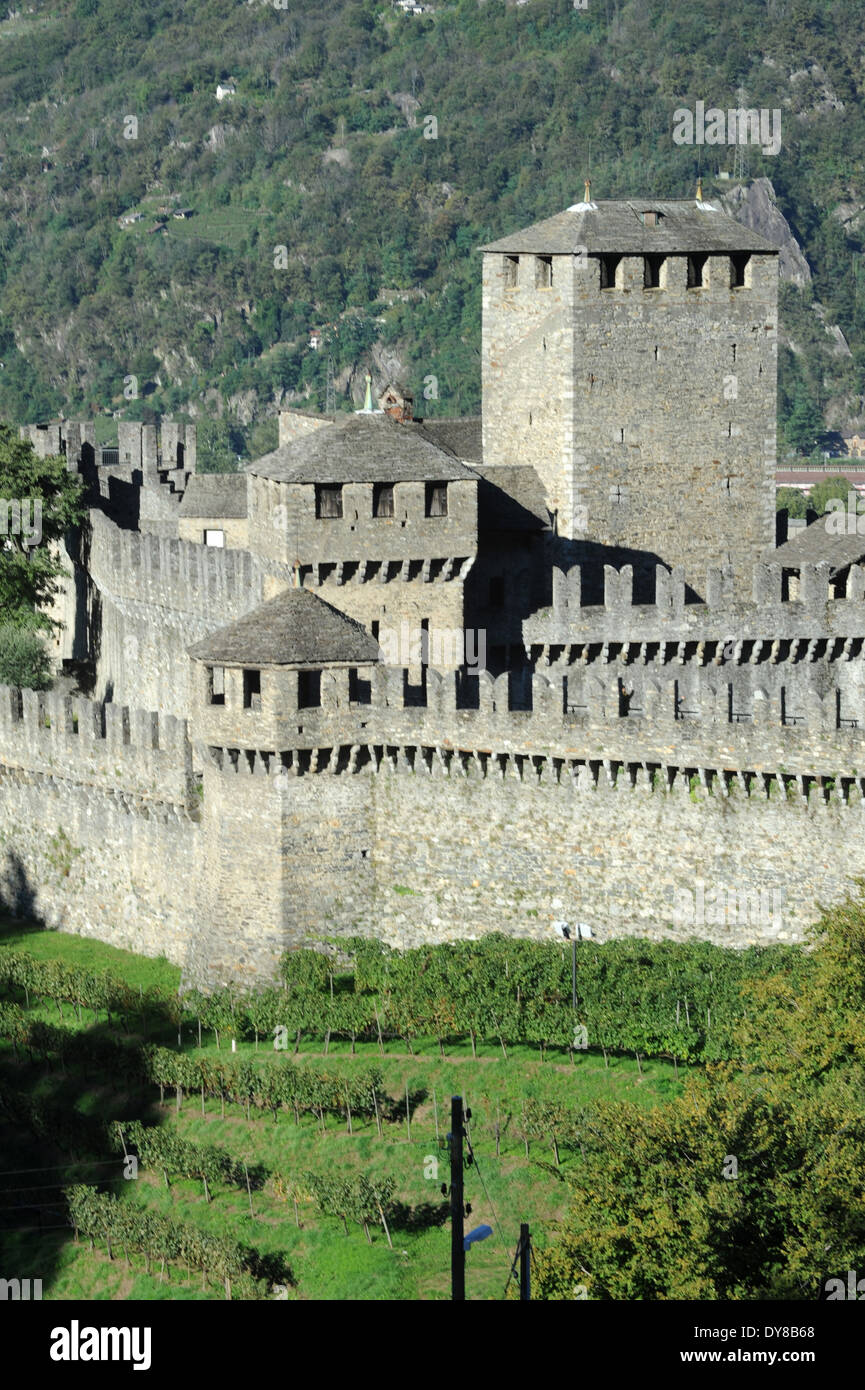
[526,561,865,658]
[0,685,194,807]
[188,658,865,785]
[87,509,265,621]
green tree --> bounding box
[195,418,245,474]
[775,485,808,519]
[0,624,52,688]
[0,426,85,631]
[807,475,856,516]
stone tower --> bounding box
[481,188,780,597]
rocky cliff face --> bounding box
[720,177,812,287]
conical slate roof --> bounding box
[248,411,481,484]
[187,587,380,667]
[481,199,779,256]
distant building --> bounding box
[215,83,236,101]
[173,208,194,220]
[308,331,322,351]
[843,432,865,459]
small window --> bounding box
[641,210,662,227]
[599,254,621,289]
[426,482,448,517]
[373,483,394,518]
[489,576,505,608]
[315,484,343,519]
[298,669,321,708]
[643,254,665,289]
[686,253,708,289]
[503,254,519,287]
[349,667,371,704]
[243,669,261,711]
[730,253,750,288]
[207,666,225,706]
[204,528,225,547]
[535,255,553,289]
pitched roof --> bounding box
[481,199,780,256]
[187,587,380,667]
[178,472,248,519]
[248,412,480,484]
[769,516,865,573]
[408,417,483,463]
[474,465,550,531]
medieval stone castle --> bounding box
[2,190,863,988]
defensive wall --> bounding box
[0,661,864,985]
[0,686,200,966]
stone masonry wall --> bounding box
[0,686,200,966]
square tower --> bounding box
[481,195,780,597]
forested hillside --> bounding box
[0,0,861,458]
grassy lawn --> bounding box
[0,916,181,994]
[0,922,682,1300]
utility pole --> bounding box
[450,1095,465,1300]
[519,1223,531,1300]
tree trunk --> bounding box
[378,1203,393,1249]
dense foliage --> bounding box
[532,888,865,1299]
[0,934,814,1065]
[0,625,53,688]
[0,426,85,630]
[0,0,861,448]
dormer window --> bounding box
[373,482,394,518]
[640,210,663,227]
[503,254,519,288]
[243,669,261,711]
[426,482,448,517]
[686,253,708,289]
[535,255,553,289]
[316,484,343,519]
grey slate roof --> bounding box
[249,413,480,484]
[187,587,380,667]
[178,473,248,519]
[481,199,780,256]
[408,417,483,463]
[768,516,865,574]
[474,465,550,532]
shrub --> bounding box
[0,624,52,689]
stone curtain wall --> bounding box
[0,686,200,966]
[362,763,853,951]
[0,671,864,985]
[86,512,266,712]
